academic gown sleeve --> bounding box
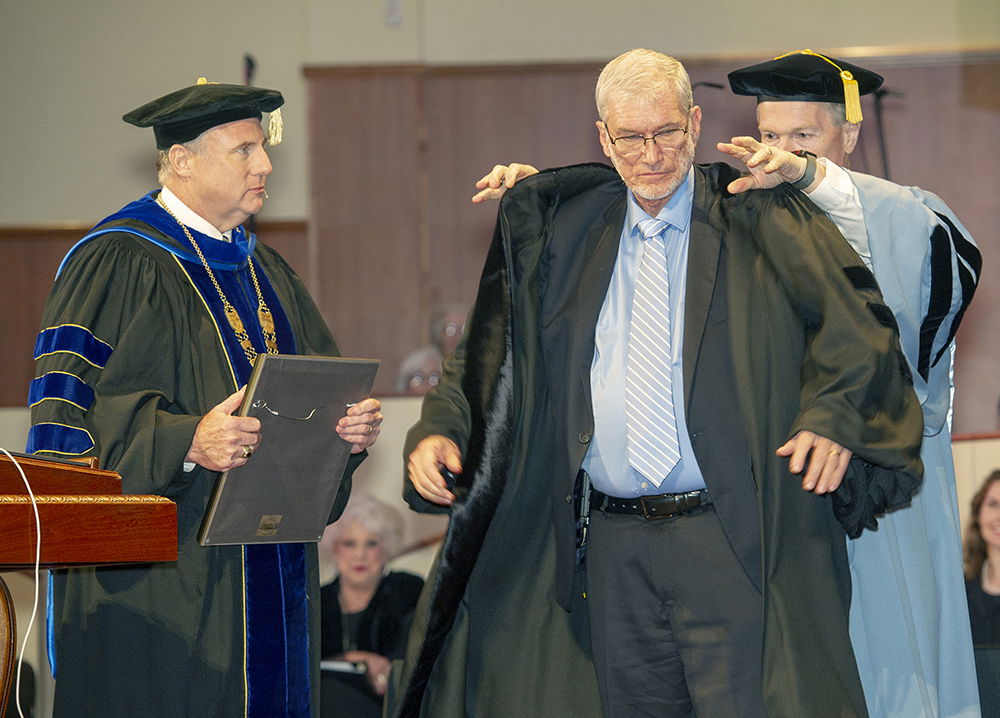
[29,232,210,498]
[731,184,925,537]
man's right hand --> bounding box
[716,137,824,194]
[471,163,539,203]
[407,435,463,506]
[185,387,262,472]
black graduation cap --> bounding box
[123,78,284,149]
[727,50,883,123]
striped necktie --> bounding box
[625,217,680,486]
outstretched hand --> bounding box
[471,163,540,203]
[716,137,813,194]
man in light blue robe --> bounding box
[723,49,982,718]
[472,51,982,717]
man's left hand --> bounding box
[471,163,539,203]
[336,398,383,454]
[776,430,852,494]
[716,137,813,194]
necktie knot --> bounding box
[637,217,669,242]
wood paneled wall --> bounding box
[302,55,1000,434]
[5,54,998,433]
[0,221,307,409]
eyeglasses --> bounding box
[603,121,689,157]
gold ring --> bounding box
[828,449,840,456]
[241,445,254,458]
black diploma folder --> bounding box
[199,354,379,546]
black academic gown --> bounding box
[30,195,362,718]
[392,163,923,718]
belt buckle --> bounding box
[640,495,678,521]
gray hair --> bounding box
[595,49,693,121]
[323,492,404,559]
[155,133,209,185]
[823,101,851,128]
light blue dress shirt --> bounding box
[582,168,707,497]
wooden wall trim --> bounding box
[954,432,1000,443]
[303,45,1000,78]
[0,220,307,238]
[303,62,604,78]
[0,220,311,408]
[0,225,88,239]
[302,56,1000,432]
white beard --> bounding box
[611,137,696,206]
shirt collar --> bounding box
[625,166,695,236]
[159,185,231,242]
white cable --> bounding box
[0,448,41,718]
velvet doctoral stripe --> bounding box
[29,372,95,411]
[184,246,311,718]
[245,544,311,718]
[33,324,113,368]
[25,422,94,455]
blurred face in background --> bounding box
[403,354,442,395]
[435,309,467,357]
[978,480,1000,554]
[333,521,386,593]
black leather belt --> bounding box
[590,487,711,521]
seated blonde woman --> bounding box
[318,492,423,718]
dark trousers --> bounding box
[585,504,767,718]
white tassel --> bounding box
[267,108,283,146]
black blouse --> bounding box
[320,571,424,660]
[966,577,1000,646]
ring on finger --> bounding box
[241,445,254,459]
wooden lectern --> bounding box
[0,453,177,714]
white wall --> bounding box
[1,0,997,226]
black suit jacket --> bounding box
[539,167,759,607]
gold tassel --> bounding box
[841,71,863,123]
[772,50,864,123]
[267,107,283,146]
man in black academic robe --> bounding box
[393,50,922,718]
[29,81,382,718]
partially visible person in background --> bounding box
[318,493,423,718]
[965,470,1000,646]
[429,303,467,358]
[395,345,443,396]
[394,304,467,395]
